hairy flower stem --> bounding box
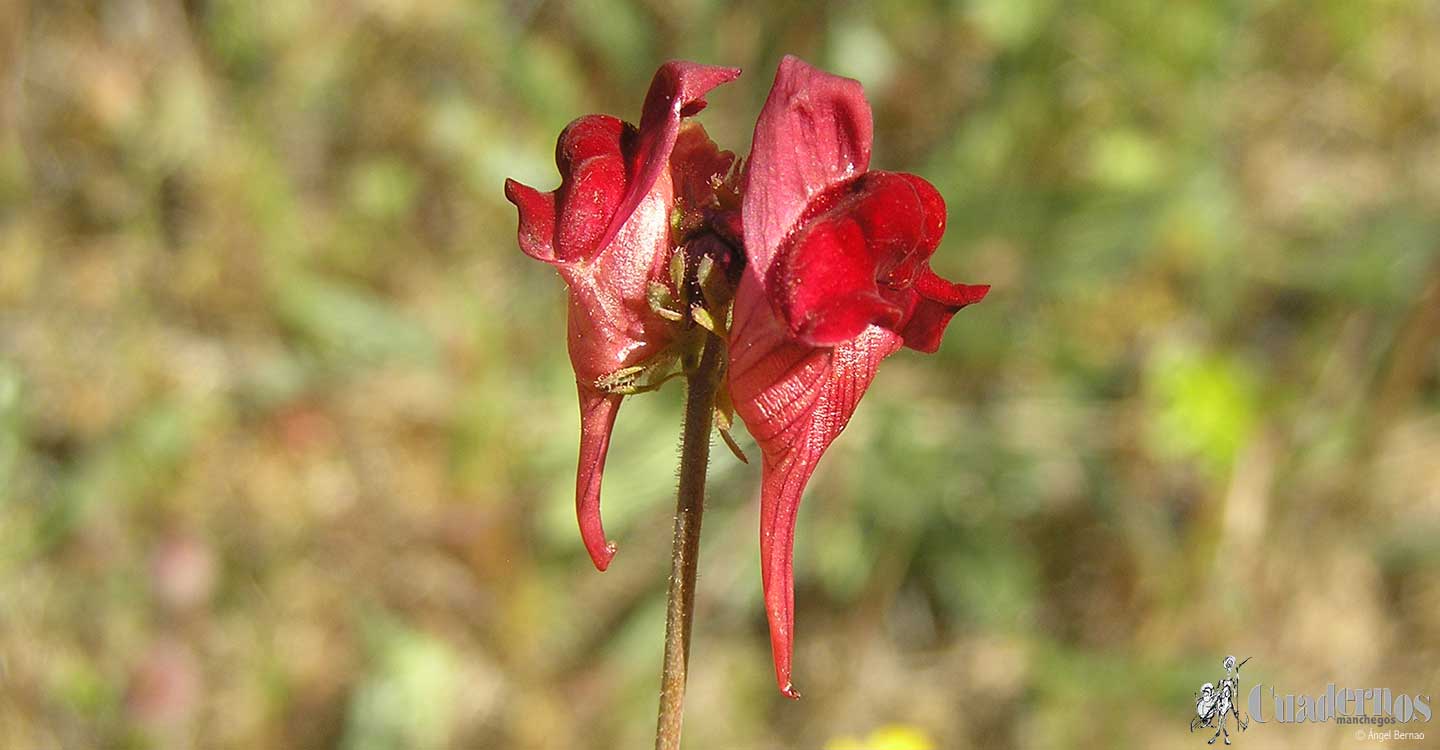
[654,332,724,750]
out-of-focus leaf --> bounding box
[967,0,1055,48]
[348,157,420,221]
[1087,129,1166,192]
[276,275,437,365]
[342,621,459,750]
[1147,344,1260,474]
[0,363,22,509]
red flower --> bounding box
[728,56,989,697]
[504,61,739,571]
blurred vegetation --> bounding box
[2,1,1439,748]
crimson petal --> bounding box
[503,178,558,263]
[729,292,902,698]
[743,56,873,277]
[898,271,991,353]
[596,61,741,255]
[769,172,938,347]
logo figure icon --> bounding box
[1191,655,1251,745]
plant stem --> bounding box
[654,333,723,750]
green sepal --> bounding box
[691,306,725,337]
[718,426,749,464]
[669,251,687,305]
[713,377,747,463]
[648,282,684,321]
[595,352,683,395]
[695,254,733,309]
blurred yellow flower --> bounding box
[824,724,935,750]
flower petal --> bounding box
[763,170,987,352]
[576,386,622,571]
[503,178,558,263]
[669,121,737,220]
[503,114,628,264]
[562,167,676,379]
[729,283,902,697]
[554,115,631,262]
[768,172,941,346]
[743,56,873,278]
[597,61,741,255]
[897,271,990,353]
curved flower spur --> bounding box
[728,56,988,697]
[503,61,742,571]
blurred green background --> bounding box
[2,1,1438,748]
